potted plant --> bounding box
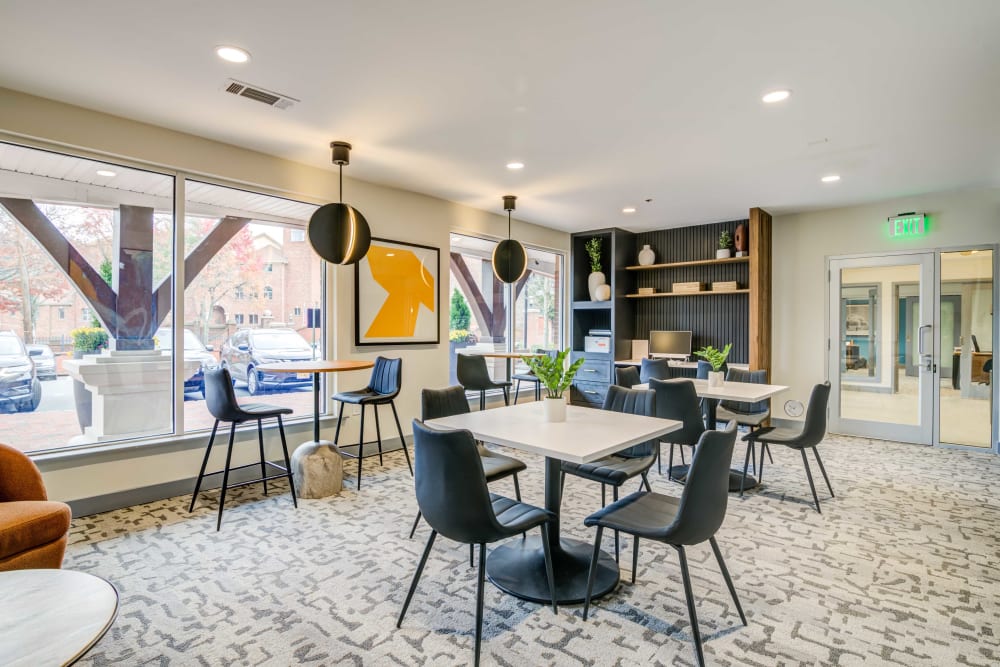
[717,230,733,259]
[70,326,109,432]
[695,343,731,387]
[585,237,607,301]
[524,349,585,422]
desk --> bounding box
[257,359,374,446]
[427,401,680,605]
[0,569,118,666]
[468,351,544,382]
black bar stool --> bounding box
[189,367,297,530]
[333,356,412,489]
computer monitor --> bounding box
[649,330,692,359]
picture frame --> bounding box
[355,237,440,346]
[844,303,871,337]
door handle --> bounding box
[918,324,932,355]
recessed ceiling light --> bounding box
[216,46,251,63]
[96,169,116,177]
[762,89,791,104]
[506,162,524,170]
[622,207,636,214]
[821,174,841,183]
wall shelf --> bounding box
[626,256,749,271]
[625,289,750,298]
[572,300,613,310]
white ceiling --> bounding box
[1,0,998,232]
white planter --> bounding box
[587,271,606,300]
[638,244,655,266]
[543,396,567,422]
[708,371,725,387]
[716,249,732,259]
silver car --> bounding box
[26,344,57,380]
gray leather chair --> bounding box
[457,354,510,410]
[649,378,705,478]
[640,357,673,383]
[614,365,640,388]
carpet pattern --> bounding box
[66,434,1000,666]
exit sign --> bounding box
[888,213,927,238]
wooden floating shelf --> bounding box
[625,289,750,298]
[626,256,750,271]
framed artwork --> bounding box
[844,303,871,337]
[355,237,440,345]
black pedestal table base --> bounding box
[487,536,619,605]
[668,465,759,492]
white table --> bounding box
[426,401,681,605]
[0,569,118,666]
[635,378,788,489]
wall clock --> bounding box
[784,399,804,418]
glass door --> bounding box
[829,253,936,443]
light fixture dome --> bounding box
[307,141,372,265]
[493,195,527,283]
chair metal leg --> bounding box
[190,419,219,512]
[765,442,774,464]
[540,523,558,615]
[535,380,541,401]
[676,545,705,667]
[333,402,345,444]
[680,447,686,466]
[389,401,413,476]
[276,415,297,507]
[709,536,747,626]
[657,442,662,475]
[757,443,766,484]
[502,386,509,406]
[740,440,754,497]
[613,486,620,563]
[631,536,640,585]
[470,544,475,568]
[474,542,487,667]
[601,483,606,507]
[668,443,675,481]
[373,404,384,466]
[356,405,366,490]
[640,472,652,493]
[479,390,485,411]
[216,423,237,531]
[583,526,604,621]
[812,447,835,498]
[513,379,521,405]
[512,474,522,501]
[397,530,437,628]
[409,511,422,539]
[800,448,822,513]
[256,419,268,496]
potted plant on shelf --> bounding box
[694,343,731,388]
[524,349,585,422]
[585,237,609,301]
[717,230,733,259]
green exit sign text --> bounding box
[888,213,927,238]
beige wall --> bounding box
[0,88,570,503]
[773,188,999,421]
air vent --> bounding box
[222,79,298,110]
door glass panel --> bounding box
[839,264,922,426]
[939,249,993,447]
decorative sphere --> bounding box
[595,284,611,301]
[307,203,372,265]
[492,239,527,283]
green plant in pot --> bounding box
[717,230,733,259]
[524,349,585,422]
[694,343,731,387]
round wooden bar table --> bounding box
[256,359,374,446]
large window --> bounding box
[0,142,325,454]
[448,233,563,387]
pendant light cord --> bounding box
[339,164,343,203]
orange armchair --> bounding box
[0,442,71,571]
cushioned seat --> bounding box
[584,491,681,540]
[716,406,769,426]
[0,501,71,562]
[562,455,656,487]
[480,448,527,479]
[239,403,294,417]
[0,442,71,571]
[490,493,554,533]
[332,387,394,405]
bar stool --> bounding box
[333,356,412,489]
[189,367,297,531]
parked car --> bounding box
[219,328,313,395]
[155,327,218,398]
[26,344,57,380]
[0,331,41,412]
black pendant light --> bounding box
[492,194,527,283]
[307,141,372,265]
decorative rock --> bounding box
[290,441,343,498]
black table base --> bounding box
[487,535,619,605]
[668,465,758,492]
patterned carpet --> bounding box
[67,434,1000,666]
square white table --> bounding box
[426,401,681,605]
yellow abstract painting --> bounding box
[355,239,439,345]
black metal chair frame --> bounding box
[457,354,511,410]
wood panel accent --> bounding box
[749,207,773,379]
[626,256,749,271]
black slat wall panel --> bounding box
[633,219,750,363]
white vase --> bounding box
[716,249,732,259]
[708,371,725,387]
[587,271,606,300]
[638,244,655,266]
[543,396,567,422]
[594,284,611,301]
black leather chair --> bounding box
[560,386,658,560]
[640,358,673,383]
[718,368,773,487]
[409,386,527,544]
[457,354,510,410]
[398,420,557,667]
[614,365,640,388]
[333,356,412,490]
[582,421,745,667]
[190,367,297,530]
[649,378,705,478]
[744,382,833,512]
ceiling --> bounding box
[1,0,998,232]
